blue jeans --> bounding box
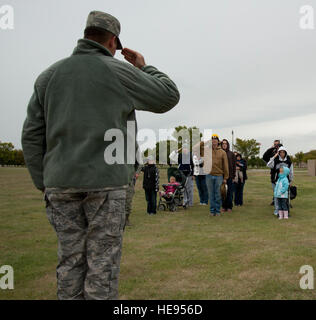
[277,198,288,211]
[195,175,209,204]
[206,175,223,214]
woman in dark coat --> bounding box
[142,157,159,215]
[233,153,248,206]
[221,139,236,212]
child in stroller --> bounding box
[158,168,189,211]
[158,176,181,212]
[160,176,180,197]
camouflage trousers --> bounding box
[125,182,135,223]
[44,188,126,300]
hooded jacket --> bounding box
[21,39,180,191]
[274,166,290,198]
[267,147,293,184]
[263,144,283,181]
[221,140,236,179]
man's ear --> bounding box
[109,35,117,50]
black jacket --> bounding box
[178,152,194,176]
[142,164,159,191]
[263,145,283,180]
[263,144,283,163]
[263,147,276,163]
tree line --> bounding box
[0,141,25,166]
[1,134,315,168]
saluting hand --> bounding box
[121,48,146,69]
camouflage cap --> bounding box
[86,11,122,50]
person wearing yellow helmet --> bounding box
[205,134,229,216]
[212,134,219,140]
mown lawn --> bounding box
[0,167,316,300]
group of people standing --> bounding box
[140,134,248,217]
[191,134,248,216]
[140,138,294,220]
[263,140,294,219]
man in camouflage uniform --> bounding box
[22,11,180,300]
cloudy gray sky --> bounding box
[1,0,315,155]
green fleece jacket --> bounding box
[22,39,180,190]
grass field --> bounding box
[1,167,316,300]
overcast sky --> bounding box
[1,0,315,156]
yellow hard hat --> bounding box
[212,134,219,140]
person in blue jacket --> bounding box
[274,166,290,220]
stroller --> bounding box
[158,167,189,212]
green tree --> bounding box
[143,140,178,165]
[172,126,202,152]
[233,138,260,161]
[248,156,266,168]
[0,141,15,166]
[12,150,25,166]
[142,126,203,165]
[0,141,25,166]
